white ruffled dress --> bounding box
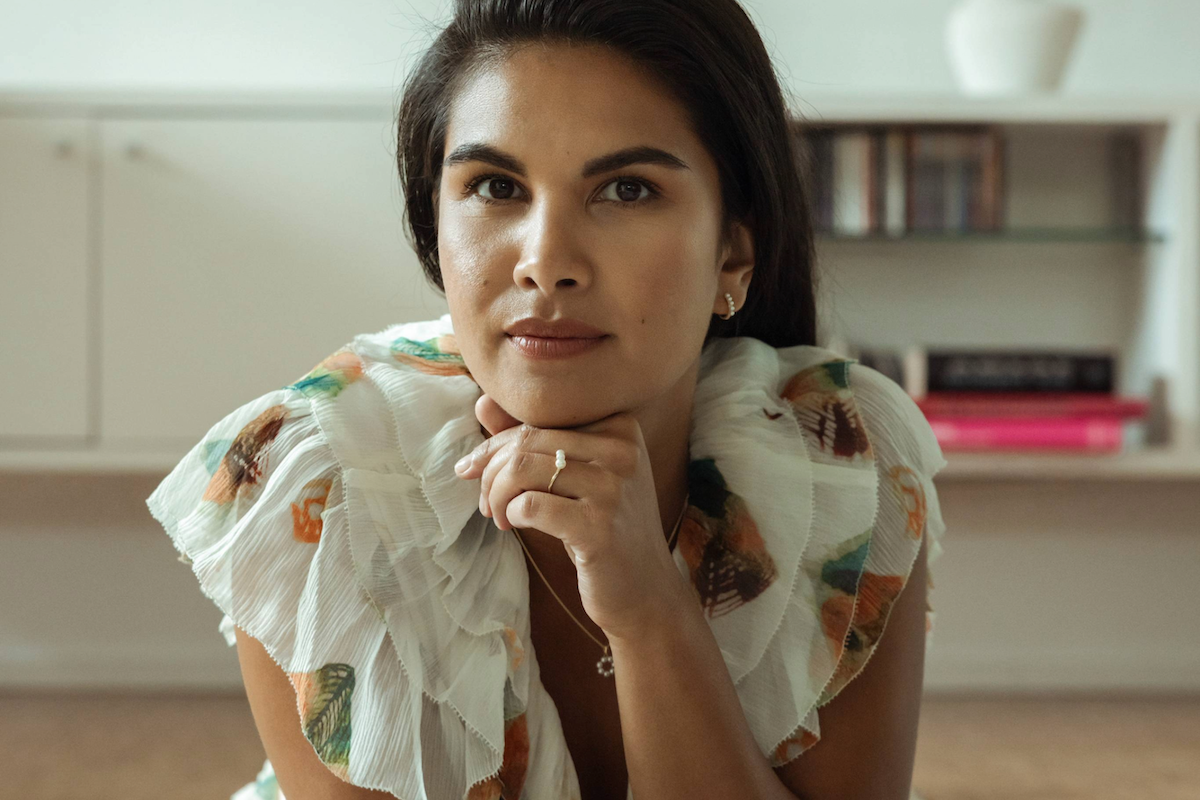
[147,313,948,800]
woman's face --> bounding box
[436,42,753,428]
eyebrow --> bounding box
[442,142,691,179]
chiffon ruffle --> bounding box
[148,313,947,799]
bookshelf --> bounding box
[793,93,1200,481]
[0,90,1197,483]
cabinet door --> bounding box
[0,117,92,440]
[100,116,446,446]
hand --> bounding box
[453,393,686,641]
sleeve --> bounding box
[144,366,500,799]
[770,356,950,768]
[146,384,343,647]
[145,383,379,789]
[817,360,949,708]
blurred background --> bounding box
[2,1,1198,798]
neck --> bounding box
[634,356,699,547]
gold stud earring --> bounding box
[717,292,737,320]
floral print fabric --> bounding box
[148,313,947,800]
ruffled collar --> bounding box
[312,312,879,798]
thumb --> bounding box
[475,393,523,437]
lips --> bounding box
[504,317,609,338]
[507,334,609,359]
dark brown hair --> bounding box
[395,0,818,348]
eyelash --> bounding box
[461,173,662,208]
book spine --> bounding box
[885,129,907,235]
[911,132,928,230]
[925,416,1126,452]
[993,127,1006,229]
[978,128,993,230]
[944,132,964,231]
[915,394,1150,419]
[925,352,1115,393]
[833,130,871,235]
[903,344,928,398]
[868,128,881,233]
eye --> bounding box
[597,177,660,206]
[463,174,525,204]
[462,173,662,208]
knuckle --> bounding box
[516,423,536,447]
[582,497,612,527]
[612,444,639,475]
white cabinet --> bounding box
[98,114,446,447]
[0,117,92,441]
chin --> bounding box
[498,388,617,430]
[510,404,603,430]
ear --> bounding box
[716,217,755,314]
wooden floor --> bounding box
[3,692,1197,799]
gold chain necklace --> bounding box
[511,492,690,679]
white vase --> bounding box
[946,0,1085,96]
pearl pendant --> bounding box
[596,652,615,678]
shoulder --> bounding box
[147,313,502,799]
[776,348,946,479]
[769,349,950,775]
[847,360,948,481]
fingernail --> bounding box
[454,454,473,475]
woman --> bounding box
[147,1,949,799]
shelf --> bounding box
[796,93,1194,125]
[2,445,1199,481]
[936,447,1200,481]
[816,227,1167,244]
[2,90,1198,123]
[0,448,186,475]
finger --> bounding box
[488,448,606,531]
[478,445,516,518]
[504,490,579,549]
[454,422,517,478]
[476,393,523,437]
[458,421,624,482]
[486,448,542,530]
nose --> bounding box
[511,200,593,293]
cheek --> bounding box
[628,231,716,311]
[439,221,507,305]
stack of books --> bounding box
[838,344,1164,454]
[794,122,1144,237]
[797,123,1005,236]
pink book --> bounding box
[924,415,1125,452]
[915,393,1149,419]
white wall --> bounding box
[5,472,1198,692]
[3,0,1199,694]
[2,0,1198,97]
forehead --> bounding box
[444,42,698,160]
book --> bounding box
[798,122,1005,236]
[842,342,1164,454]
[884,128,907,236]
[914,393,1149,419]
[924,349,1114,394]
[833,129,873,235]
[924,415,1125,453]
